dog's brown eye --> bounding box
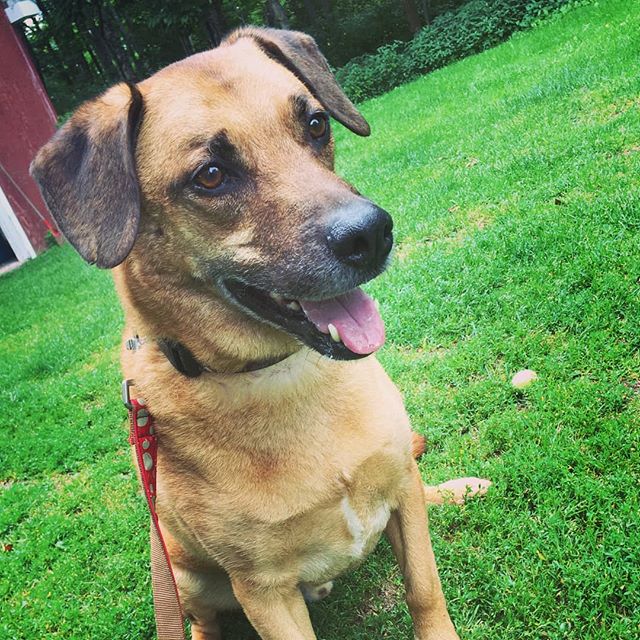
[309,113,328,139]
[194,164,224,190]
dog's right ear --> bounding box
[31,83,143,269]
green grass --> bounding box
[2,1,640,637]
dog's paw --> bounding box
[424,477,492,505]
[300,580,334,602]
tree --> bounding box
[205,0,228,47]
[264,0,290,28]
[18,0,465,114]
[402,0,422,35]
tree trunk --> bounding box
[301,0,319,24]
[402,0,422,35]
[96,4,137,81]
[179,33,196,56]
[264,0,290,29]
[86,26,121,83]
[205,0,227,47]
[422,0,434,25]
[109,4,143,76]
[77,2,121,83]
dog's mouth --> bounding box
[221,279,385,360]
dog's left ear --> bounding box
[31,83,143,268]
[226,27,370,137]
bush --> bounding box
[335,0,587,102]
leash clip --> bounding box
[125,335,145,351]
[122,379,134,410]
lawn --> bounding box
[1,1,640,638]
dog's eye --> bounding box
[308,113,328,140]
[194,163,224,190]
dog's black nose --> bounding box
[327,202,393,270]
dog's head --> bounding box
[32,28,392,362]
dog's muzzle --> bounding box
[220,199,394,361]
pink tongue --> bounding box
[299,288,385,355]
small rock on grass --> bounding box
[511,369,538,389]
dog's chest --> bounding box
[154,356,414,583]
[280,447,408,584]
[295,493,393,583]
[160,440,409,585]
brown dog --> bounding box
[32,28,489,640]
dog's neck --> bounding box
[125,330,301,376]
[113,262,302,375]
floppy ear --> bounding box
[30,83,144,268]
[225,27,370,137]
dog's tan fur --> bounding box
[32,28,489,640]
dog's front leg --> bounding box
[386,462,460,640]
[231,578,316,640]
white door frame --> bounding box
[0,185,37,262]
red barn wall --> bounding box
[0,9,58,253]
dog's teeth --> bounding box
[328,323,341,343]
[270,292,285,304]
[286,300,301,311]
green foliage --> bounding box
[2,1,640,637]
[336,0,587,102]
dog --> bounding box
[32,28,490,640]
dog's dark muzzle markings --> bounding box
[221,198,394,360]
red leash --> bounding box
[123,380,186,640]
